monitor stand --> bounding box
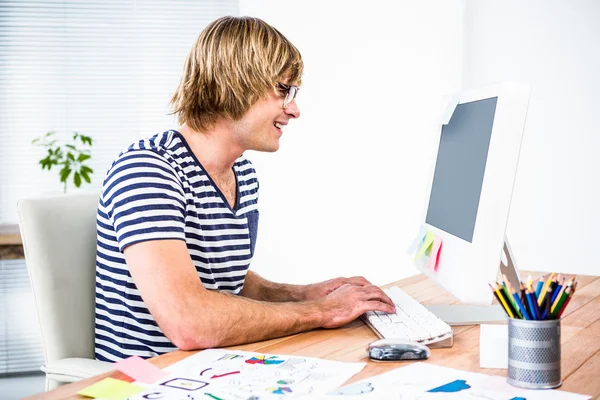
[425,237,521,326]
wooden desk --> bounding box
[27,273,600,400]
[0,224,24,260]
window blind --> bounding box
[0,0,238,224]
[0,0,238,374]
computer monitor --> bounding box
[413,82,530,312]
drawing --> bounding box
[217,354,245,361]
[134,349,365,399]
[245,355,286,365]
[141,392,166,399]
[210,371,240,379]
[280,358,307,370]
[161,378,209,391]
[268,386,293,394]
[427,379,471,393]
[330,382,374,395]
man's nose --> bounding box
[284,99,300,119]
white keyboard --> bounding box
[361,286,454,348]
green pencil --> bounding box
[501,281,522,319]
[551,287,570,319]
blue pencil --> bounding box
[526,290,541,320]
[535,275,545,298]
[512,291,531,320]
[551,277,565,304]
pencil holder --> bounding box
[507,318,561,389]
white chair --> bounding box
[17,193,113,390]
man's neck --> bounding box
[178,123,243,178]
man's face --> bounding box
[231,84,301,152]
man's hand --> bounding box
[303,276,374,300]
[316,284,396,329]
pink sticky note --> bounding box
[428,236,443,271]
[114,355,167,384]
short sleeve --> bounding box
[101,149,187,252]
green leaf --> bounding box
[32,138,40,144]
[78,153,91,162]
[81,135,93,145]
[65,144,76,150]
[80,170,91,183]
[59,166,72,182]
[67,152,75,161]
[74,171,82,187]
[80,165,94,175]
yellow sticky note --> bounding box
[77,377,144,400]
[414,231,435,261]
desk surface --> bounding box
[27,272,600,400]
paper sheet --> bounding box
[480,324,508,369]
[315,362,590,399]
[126,349,365,399]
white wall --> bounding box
[239,0,465,285]
[463,0,600,277]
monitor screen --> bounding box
[425,97,498,243]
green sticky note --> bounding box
[414,231,435,261]
[77,377,144,400]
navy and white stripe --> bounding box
[95,130,259,362]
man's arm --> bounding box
[241,270,377,302]
[124,239,395,351]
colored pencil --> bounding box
[489,283,514,318]
[500,281,521,318]
[526,289,541,320]
[519,282,528,308]
[538,273,555,307]
[551,278,572,314]
[557,282,578,318]
[502,275,523,319]
[535,274,545,298]
[541,287,553,320]
[551,287,570,319]
[551,276,566,305]
[526,275,533,292]
[512,289,531,320]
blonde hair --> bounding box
[170,16,303,132]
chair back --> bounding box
[18,193,99,364]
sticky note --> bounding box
[77,377,144,400]
[414,232,434,261]
[427,235,443,271]
[114,355,168,384]
[407,225,428,255]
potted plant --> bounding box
[32,131,94,193]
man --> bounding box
[95,16,394,362]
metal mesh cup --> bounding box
[507,318,561,389]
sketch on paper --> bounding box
[127,348,365,400]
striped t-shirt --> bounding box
[94,130,259,362]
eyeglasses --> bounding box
[276,82,300,108]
